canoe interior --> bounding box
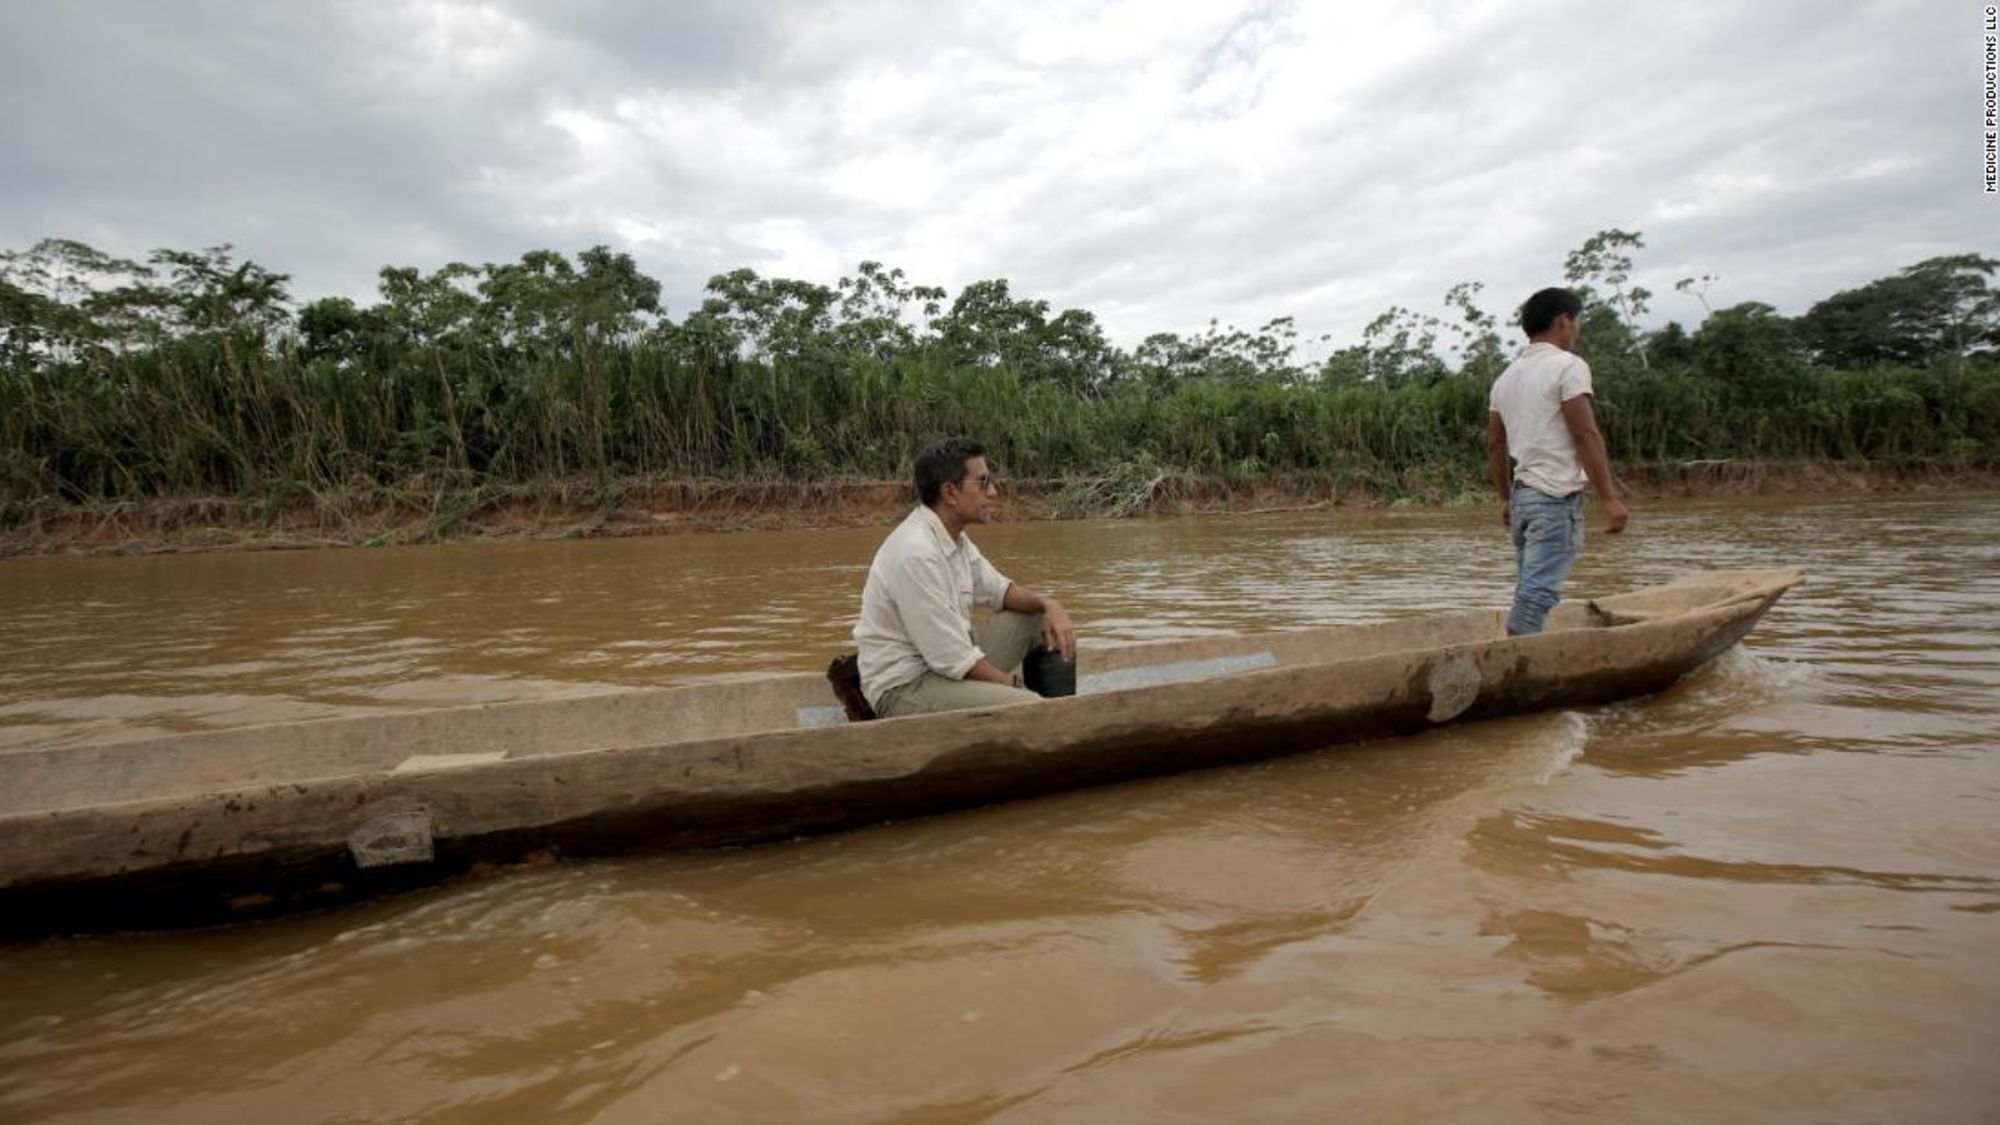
[3,568,1797,821]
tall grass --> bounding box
[3,332,1997,512]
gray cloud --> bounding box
[1,0,1988,345]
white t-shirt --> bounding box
[853,505,1014,707]
[1488,341,1594,497]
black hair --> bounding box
[1519,287,1584,338]
[915,436,985,507]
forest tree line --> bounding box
[1,229,1996,511]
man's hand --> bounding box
[1498,499,1511,529]
[1039,598,1077,662]
[1602,497,1629,534]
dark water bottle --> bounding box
[1022,647,1076,698]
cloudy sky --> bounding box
[2,1,1989,352]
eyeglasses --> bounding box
[956,474,999,493]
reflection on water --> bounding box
[2,493,1998,1122]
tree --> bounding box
[1649,320,1695,368]
[150,245,292,336]
[935,279,1048,368]
[932,279,1114,393]
[1800,254,2000,369]
[475,246,662,351]
[1564,228,1653,369]
[831,261,944,359]
[572,245,664,341]
[297,296,387,364]
[1673,273,1719,315]
[1321,306,1450,387]
[1693,302,1808,397]
[0,273,58,369]
[1130,318,1305,387]
[1443,281,1507,380]
[376,261,482,351]
[1034,307,1116,393]
[684,267,839,362]
[0,238,160,359]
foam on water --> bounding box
[1691,646,1821,698]
[1534,711,1592,786]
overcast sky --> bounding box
[2,1,1990,352]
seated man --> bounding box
[854,436,1077,718]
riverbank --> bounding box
[2,460,1993,557]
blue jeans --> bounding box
[1508,485,1584,635]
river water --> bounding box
[1,493,1996,1122]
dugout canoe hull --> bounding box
[0,568,1801,937]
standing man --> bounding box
[1487,287,1630,636]
[854,436,1078,717]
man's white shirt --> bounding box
[853,505,1013,708]
[1489,341,1593,497]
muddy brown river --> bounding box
[1,493,1996,1122]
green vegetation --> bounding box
[2,232,1996,525]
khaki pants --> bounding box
[876,611,1045,717]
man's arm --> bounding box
[961,658,1018,686]
[1487,411,1512,528]
[958,582,1072,686]
[1559,395,1629,533]
[1002,583,1076,661]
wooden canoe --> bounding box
[0,567,1801,937]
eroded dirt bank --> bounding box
[2,462,1993,557]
